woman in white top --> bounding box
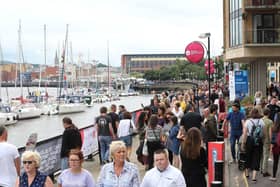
[241,108,265,183]
[117,111,136,159]
[58,150,95,187]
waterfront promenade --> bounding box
[71,136,280,187]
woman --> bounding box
[167,116,180,168]
[15,151,53,187]
[269,112,280,181]
[145,114,164,169]
[97,141,140,187]
[242,108,265,182]
[157,106,166,127]
[136,112,149,166]
[60,117,82,170]
[117,111,136,159]
[58,150,95,187]
[171,102,184,123]
[180,127,207,187]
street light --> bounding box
[199,32,211,105]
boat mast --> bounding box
[107,40,110,95]
[59,24,69,99]
[18,20,23,100]
[0,42,3,99]
[39,24,47,89]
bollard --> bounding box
[214,160,224,185]
[211,181,222,187]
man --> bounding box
[180,104,203,133]
[96,106,116,164]
[118,105,126,120]
[261,108,273,177]
[204,104,218,153]
[141,149,186,187]
[0,125,20,187]
[108,104,120,135]
[222,102,245,163]
[267,96,280,121]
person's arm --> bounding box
[14,157,20,176]
[109,122,116,139]
[44,176,54,187]
[15,177,20,187]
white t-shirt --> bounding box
[0,142,19,187]
[117,119,136,137]
[245,118,265,136]
[141,165,186,187]
[57,168,96,187]
[171,108,184,123]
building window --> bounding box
[229,0,242,47]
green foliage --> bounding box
[130,72,143,78]
[241,96,254,106]
[143,58,222,81]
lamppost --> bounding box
[199,32,211,105]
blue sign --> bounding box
[234,70,248,99]
[270,71,276,78]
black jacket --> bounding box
[60,126,82,157]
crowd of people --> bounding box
[2,85,280,186]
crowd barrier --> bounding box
[17,109,142,176]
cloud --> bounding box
[0,0,223,66]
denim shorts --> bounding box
[119,135,132,147]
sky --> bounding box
[0,0,223,67]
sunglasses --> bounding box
[23,161,34,165]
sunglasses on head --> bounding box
[23,161,33,165]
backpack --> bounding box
[250,119,263,146]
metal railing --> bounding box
[245,29,280,44]
[245,0,280,6]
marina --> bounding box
[4,87,151,148]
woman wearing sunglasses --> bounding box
[15,151,54,187]
[57,150,96,187]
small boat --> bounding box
[12,103,41,120]
[38,103,58,115]
[0,105,18,126]
[82,95,94,107]
[57,103,86,114]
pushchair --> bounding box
[237,135,246,171]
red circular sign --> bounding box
[185,41,205,63]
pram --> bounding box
[237,135,246,171]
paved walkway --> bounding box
[55,136,280,187]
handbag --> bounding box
[142,139,148,156]
[129,120,138,136]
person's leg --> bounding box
[168,149,173,165]
[147,141,154,169]
[104,136,112,162]
[230,134,237,160]
[272,153,279,178]
[126,135,133,159]
[262,144,270,175]
[98,136,106,163]
[173,153,180,168]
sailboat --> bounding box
[35,24,58,115]
[0,42,18,125]
[56,24,86,114]
[11,21,41,120]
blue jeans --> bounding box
[61,157,69,170]
[119,135,132,147]
[230,133,241,160]
[98,136,112,162]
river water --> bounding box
[3,87,152,148]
